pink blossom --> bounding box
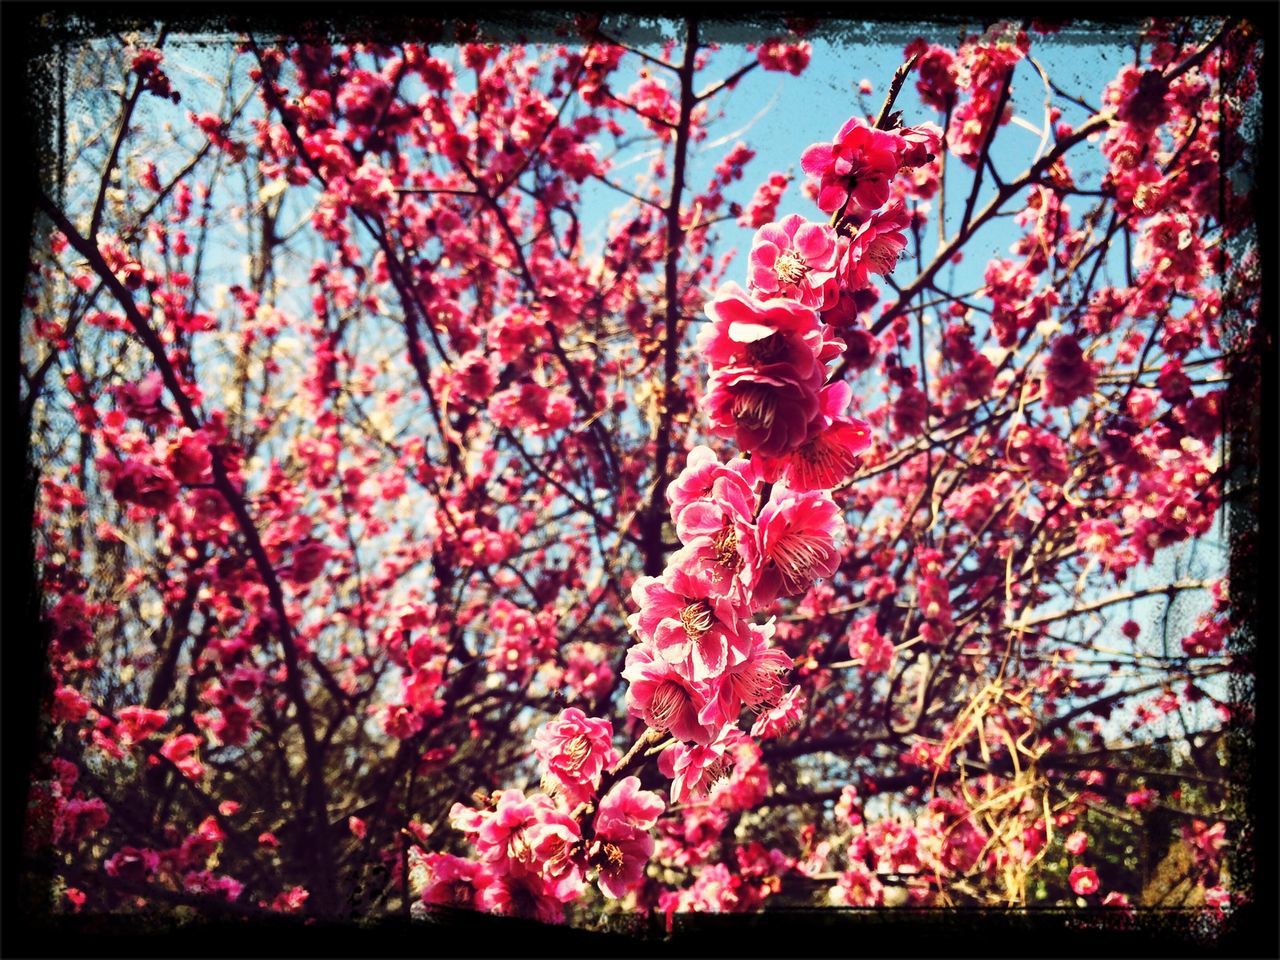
[663,530,761,608]
[531,708,617,806]
[1124,787,1157,810]
[628,572,753,681]
[419,853,492,910]
[666,445,760,532]
[592,776,664,900]
[749,684,806,739]
[1064,830,1089,855]
[756,39,811,75]
[622,644,718,744]
[841,201,911,289]
[847,615,894,673]
[754,489,844,605]
[800,117,902,219]
[102,454,177,510]
[747,215,841,308]
[696,283,827,381]
[165,428,213,484]
[706,619,792,720]
[287,539,332,585]
[704,367,822,458]
[1069,864,1100,896]
[1043,335,1097,406]
[755,381,872,491]
[660,725,736,803]
[829,862,884,906]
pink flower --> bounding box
[747,215,841,308]
[1043,335,1097,406]
[754,489,844,605]
[1125,787,1157,810]
[477,872,564,924]
[622,644,717,744]
[841,201,911,289]
[103,455,178,510]
[800,117,903,219]
[749,684,806,739]
[104,846,160,882]
[755,381,872,491]
[756,39,811,75]
[165,429,213,484]
[473,789,576,883]
[348,816,367,839]
[830,862,884,906]
[706,619,792,720]
[596,776,665,836]
[526,815,586,903]
[531,708,617,806]
[1064,830,1089,855]
[659,725,737,803]
[159,733,204,780]
[663,529,761,608]
[666,446,761,531]
[1069,864,1100,896]
[628,573,753,681]
[847,615,894,674]
[703,368,822,457]
[898,122,943,169]
[287,539,332,585]
[592,831,654,900]
[117,705,168,744]
[420,854,492,910]
[591,776,664,900]
[697,283,827,381]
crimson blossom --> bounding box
[13,10,1266,946]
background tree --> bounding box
[15,11,1264,932]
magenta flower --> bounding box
[1069,864,1100,896]
[102,454,177,511]
[1043,335,1097,407]
[596,776,665,836]
[165,428,213,485]
[663,532,761,609]
[672,468,757,547]
[841,201,910,290]
[800,117,903,219]
[666,445,760,533]
[696,283,827,379]
[747,215,841,308]
[660,724,737,804]
[754,489,844,605]
[749,684,806,739]
[477,871,564,924]
[473,789,564,878]
[755,381,873,491]
[898,122,943,169]
[628,573,752,681]
[525,815,586,903]
[703,367,823,457]
[531,708,618,806]
[419,853,493,910]
[704,619,793,720]
[621,644,718,744]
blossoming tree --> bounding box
[17,12,1262,932]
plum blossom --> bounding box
[531,709,618,806]
[747,215,841,308]
[800,116,903,220]
[628,572,754,681]
[622,644,719,745]
[754,488,844,605]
